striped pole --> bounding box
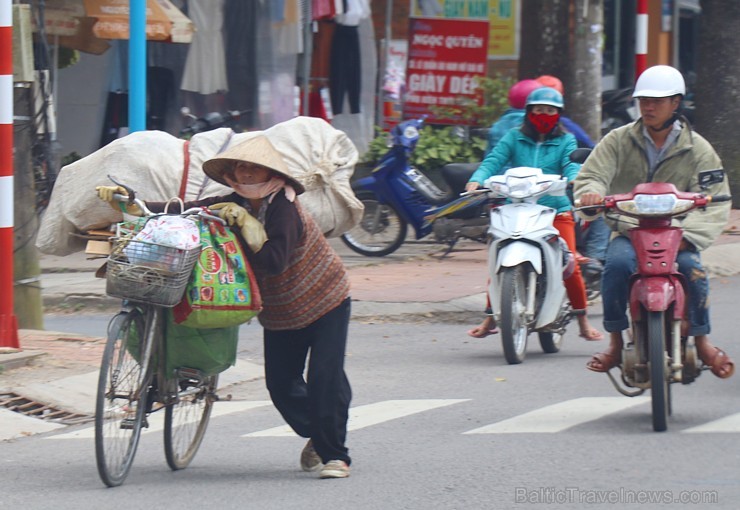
[0,0,20,349]
[635,0,648,78]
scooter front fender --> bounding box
[629,275,686,319]
[493,241,542,274]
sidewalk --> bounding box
[6,209,740,365]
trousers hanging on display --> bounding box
[329,24,361,114]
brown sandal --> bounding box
[586,351,620,373]
[702,347,735,379]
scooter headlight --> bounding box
[505,176,553,199]
[616,194,694,216]
[402,125,419,141]
[506,176,537,198]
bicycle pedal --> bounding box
[120,418,135,430]
[177,367,205,379]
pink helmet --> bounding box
[508,79,544,109]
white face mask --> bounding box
[225,175,286,199]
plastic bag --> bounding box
[172,219,262,328]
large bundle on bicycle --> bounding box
[36,117,363,256]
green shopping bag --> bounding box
[173,218,262,328]
[164,310,239,377]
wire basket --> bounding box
[106,237,201,307]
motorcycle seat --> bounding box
[442,163,480,195]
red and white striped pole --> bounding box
[635,0,648,79]
[0,0,20,350]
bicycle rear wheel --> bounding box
[164,374,218,470]
[95,310,151,487]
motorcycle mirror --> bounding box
[570,148,592,164]
[698,169,725,190]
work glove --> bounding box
[209,202,268,253]
[95,185,142,216]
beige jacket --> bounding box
[573,119,731,251]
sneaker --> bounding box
[300,439,323,472]
[319,460,350,479]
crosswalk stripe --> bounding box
[47,400,272,440]
[244,399,471,437]
[682,412,740,433]
[463,397,650,434]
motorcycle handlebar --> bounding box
[179,109,249,136]
[710,194,732,203]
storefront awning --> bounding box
[36,0,194,54]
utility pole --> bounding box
[13,80,43,330]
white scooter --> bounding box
[482,167,576,364]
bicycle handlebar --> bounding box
[112,193,226,225]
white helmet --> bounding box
[632,65,686,98]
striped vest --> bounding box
[256,204,350,330]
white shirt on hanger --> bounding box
[335,0,370,27]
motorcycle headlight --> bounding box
[506,176,538,198]
[616,194,694,216]
[402,126,419,140]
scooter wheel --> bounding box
[340,191,408,257]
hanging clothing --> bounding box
[224,0,260,126]
[329,24,361,114]
[329,0,369,114]
[181,0,228,94]
[313,0,346,20]
[311,20,336,80]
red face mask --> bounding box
[528,111,560,134]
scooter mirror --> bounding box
[570,148,592,164]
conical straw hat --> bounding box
[203,134,305,194]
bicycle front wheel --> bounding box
[95,310,151,487]
[164,374,218,470]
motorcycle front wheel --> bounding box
[648,311,669,432]
[500,265,530,364]
[341,190,408,257]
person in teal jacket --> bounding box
[484,79,543,156]
[465,87,603,341]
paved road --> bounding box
[3,308,740,508]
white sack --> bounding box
[37,118,363,256]
[36,129,232,256]
[263,117,363,238]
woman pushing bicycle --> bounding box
[97,134,353,479]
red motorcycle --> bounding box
[581,171,730,432]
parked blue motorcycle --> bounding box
[341,118,489,256]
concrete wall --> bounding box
[56,50,113,159]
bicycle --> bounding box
[94,188,228,487]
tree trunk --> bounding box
[519,0,571,81]
[696,0,740,207]
[569,0,603,143]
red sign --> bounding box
[403,17,489,124]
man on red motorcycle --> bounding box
[574,64,734,379]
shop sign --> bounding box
[403,17,489,124]
[411,0,519,59]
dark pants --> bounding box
[329,24,361,114]
[263,297,352,465]
[602,236,710,335]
